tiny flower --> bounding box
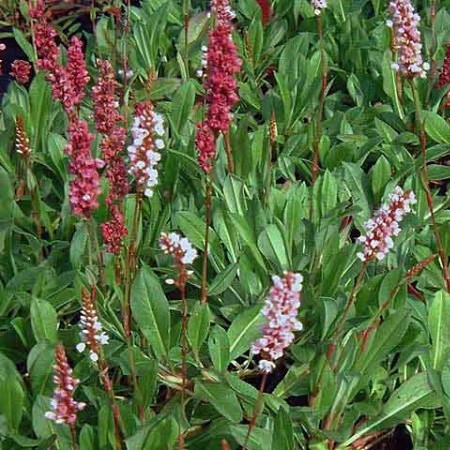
[45,344,86,426]
[251,271,303,373]
[357,186,416,262]
[76,288,109,363]
[311,0,327,15]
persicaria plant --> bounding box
[0,0,449,449]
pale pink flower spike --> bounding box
[387,0,429,78]
[356,186,416,262]
[252,271,303,373]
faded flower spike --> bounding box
[45,344,86,425]
[356,186,416,262]
[128,102,164,198]
[311,0,327,15]
[76,288,109,362]
[251,272,303,373]
[15,116,31,158]
[387,0,429,78]
[159,232,198,266]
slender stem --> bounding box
[183,0,190,76]
[430,0,438,78]
[123,192,144,420]
[312,13,327,185]
[69,423,77,450]
[178,276,188,450]
[410,80,450,292]
[325,264,368,380]
[224,131,234,174]
[200,176,213,304]
[242,372,267,450]
[98,353,124,450]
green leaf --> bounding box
[208,262,239,296]
[131,265,170,360]
[428,165,450,181]
[126,416,178,450]
[70,223,88,269]
[27,342,55,395]
[0,378,24,431]
[371,155,391,200]
[187,303,211,356]
[228,305,265,360]
[169,80,196,139]
[208,325,230,372]
[272,408,294,450]
[424,112,450,144]
[338,372,440,448]
[30,298,58,344]
[13,28,35,61]
[229,212,266,272]
[355,308,410,375]
[258,223,290,270]
[195,381,243,423]
[428,291,450,371]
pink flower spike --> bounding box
[251,271,303,373]
[356,186,416,262]
[388,0,429,78]
[45,344,85,426]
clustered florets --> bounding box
[128,102,164,197]
[10,60,31,84]
[15,116,31,158]
[45,344,86,426]
[251,272,303,373]
[357,186,416,262]
[386,0,429,78]
[76,289,109,363]
[159,232,197,288]
[30,1,89,115]
[311,0,327,15]
[66,119,103,219]
[195,0,241,172]
[437,44,450,88]
[159,232,198,266]
[93,59,129,254]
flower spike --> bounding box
[251,272,303,373]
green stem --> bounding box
[178,275,188,450]
[312,12,327,185]
[123,192,144,420]
[410,80,450,292]
[200,176,213,304]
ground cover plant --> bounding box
[0,0,450,448]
